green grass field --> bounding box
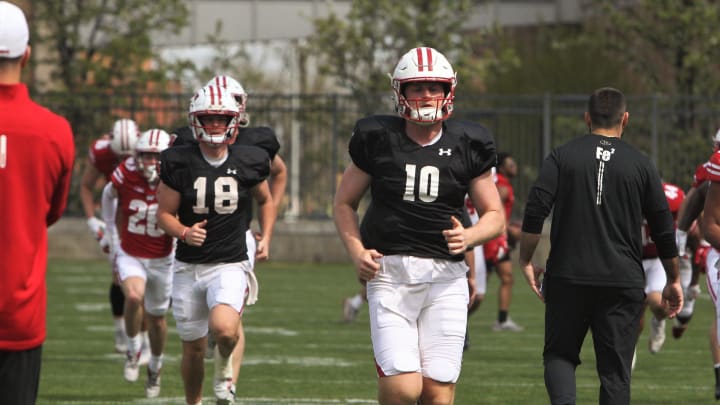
[39,259,716,404]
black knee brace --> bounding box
[109,284,125,317]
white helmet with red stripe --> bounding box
[110,118,140,157]
[188,84,242,145]
[205,75,249,127]
[135,129,171,182]
[713,128,720,150]
[390,47,457,124]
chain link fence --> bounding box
[35,91,720,221]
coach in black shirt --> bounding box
[518,87,683,405]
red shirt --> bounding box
[111,158,173,258]
[0,83,75,351]
[642,182,684,259]
[496,172,514,220]
[707,150,720,183]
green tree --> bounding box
[304,0,485,111]
[31,0,188,92]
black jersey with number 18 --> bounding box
[160,143,270,264]
[350,115,496,261]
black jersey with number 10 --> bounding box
[350,115,496,261]
[160,143,270,264]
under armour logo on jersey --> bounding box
[438,148,452,156]
[227,168,237,175]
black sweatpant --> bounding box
[0,345,43,405]
[543,278,645,405]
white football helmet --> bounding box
[390,47,457,124]
[188,84,242,145]
[135,129,171,183]
[206,75,249,127]
[713,128,720,151]
[110,118,140,157]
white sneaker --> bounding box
[124,351,141,382]
[114,329,127,353]
[492,318,524,332]
[214,378,236,405]
[343,298,359,322]
[145,367,161,398]
[649,317,666,354]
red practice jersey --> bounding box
[111,157,173,258]
[496,172,514,220]
[707,150,720,183]
[0,83,75,351]
[89,135,120,180]
[642,182,684,259]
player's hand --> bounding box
[443,216,467,255]
[352,249,382,282]
[99,230,115,255]
[467,276,477,308]
[255,235,270,262]
[521,262,545,302]
[662,281,684,318]
[184,220,208,247]
[87,217,106,241]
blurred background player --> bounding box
[171,74,287,392]
[674,129,720,338]
[463,195,487,350]
[158,83,276,405]
[101,129,173,398]
[699,140,720,399]
[79,118,150,356]
[633,181,685,369]
[486,152,523,331]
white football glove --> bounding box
[87,217,106,241]
[98,229,116,255]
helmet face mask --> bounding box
[135,129,171,183]
[391,47,457,124]
[189,84,242,145]
[110,118,140,157]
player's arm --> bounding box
[677,184,708,252]
[702,182,720,250]
[251,180,276,261]
[333,163,381,281]
[464,170,505,248]
[269,154,288,212]
[79,160,108,240]
[156,181,185,241]
[99,182,119,254]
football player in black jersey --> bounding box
[333,47,505,405]
[157,83,276,405]
[171,75,287,393]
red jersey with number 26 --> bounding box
[642,183,684,259]
[111,157,173,258]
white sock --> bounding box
[149,354,163,372]
[141,331,150,350]
[114,318,125,333]
[213,345,233,380]
[127,334,143,356]
[349,294,363,309]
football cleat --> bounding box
[214,378,236,405]
[145,367,161,398]
[492,318,524,332]
[124,350,141,382]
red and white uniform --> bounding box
[89,135,121,180]
[703,151,720,330]
[484,171,511,264]
[641,183,685,294]
[110,157,173,258]
[109,157,174,315]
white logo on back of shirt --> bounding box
[595,146,615,205]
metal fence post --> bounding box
[542,92,552,160]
